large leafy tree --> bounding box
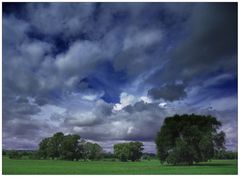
[60,134,81,161]
[38,137,51,159]
[48,132,64,159]
[38,132,103,161]
[155,114,225,165]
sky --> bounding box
[2,2,237,153]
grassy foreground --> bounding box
[2,156,237,175]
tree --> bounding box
[155,114,225,165]
[114,143,130,162]
[2,149,6,156]
[47,132,64,159]
[37,132,103,161]
[102,151,115,159]
[214,150,237,159]
[8,151,22,159]
[83,142,103,160]
[60,134,81,161]
[38,133,81,160]
[128,142,144,161]
[52,132,64,158]
[38,137,51,159]
[114,142,144,162]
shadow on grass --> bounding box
[193,163,235,167]
[165,162,236,167]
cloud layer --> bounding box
[3,2,237,152]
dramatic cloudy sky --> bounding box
[3,2,237,152]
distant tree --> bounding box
[91,143,103,160]
[83,142,103,160]
[102,151,115,159]
[8,151,22,159]
[114,143,130,162]
[141,153,156,161]
[114,142,144,162]
[2,149,6,156]
[214,150,237,159]
[141,154,151,161]
[128,142,144,161]
[29,151,40,160]
[155,114,225,165]
[37,132,103,161]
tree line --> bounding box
[4,114,234,165]
[38,132,144,162]
[4,132,145,162]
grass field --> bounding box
[2,156,238,175]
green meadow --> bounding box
[2,156,237,175]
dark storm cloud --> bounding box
[147,3,237,86]
[148,84,186,101]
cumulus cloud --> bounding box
[123,28,162,50]
[25,3,95,37]
[55,41,104,76]
[65,112,100,126]
[61,99,168,143]
[113,92,138,111]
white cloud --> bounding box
[113,92,138,111]
[66,112,98,126]
[140,96,152,104]
[55,41,102,76]
[32,104,66,126]
[123,29,162,50]
[82,91,104,101]
[159,102,167,108]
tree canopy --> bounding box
[82,142,103,160]
[155,114,225,165]
[114,142,143,162]
[38,132,103,161]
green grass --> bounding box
[2,156,238,175]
